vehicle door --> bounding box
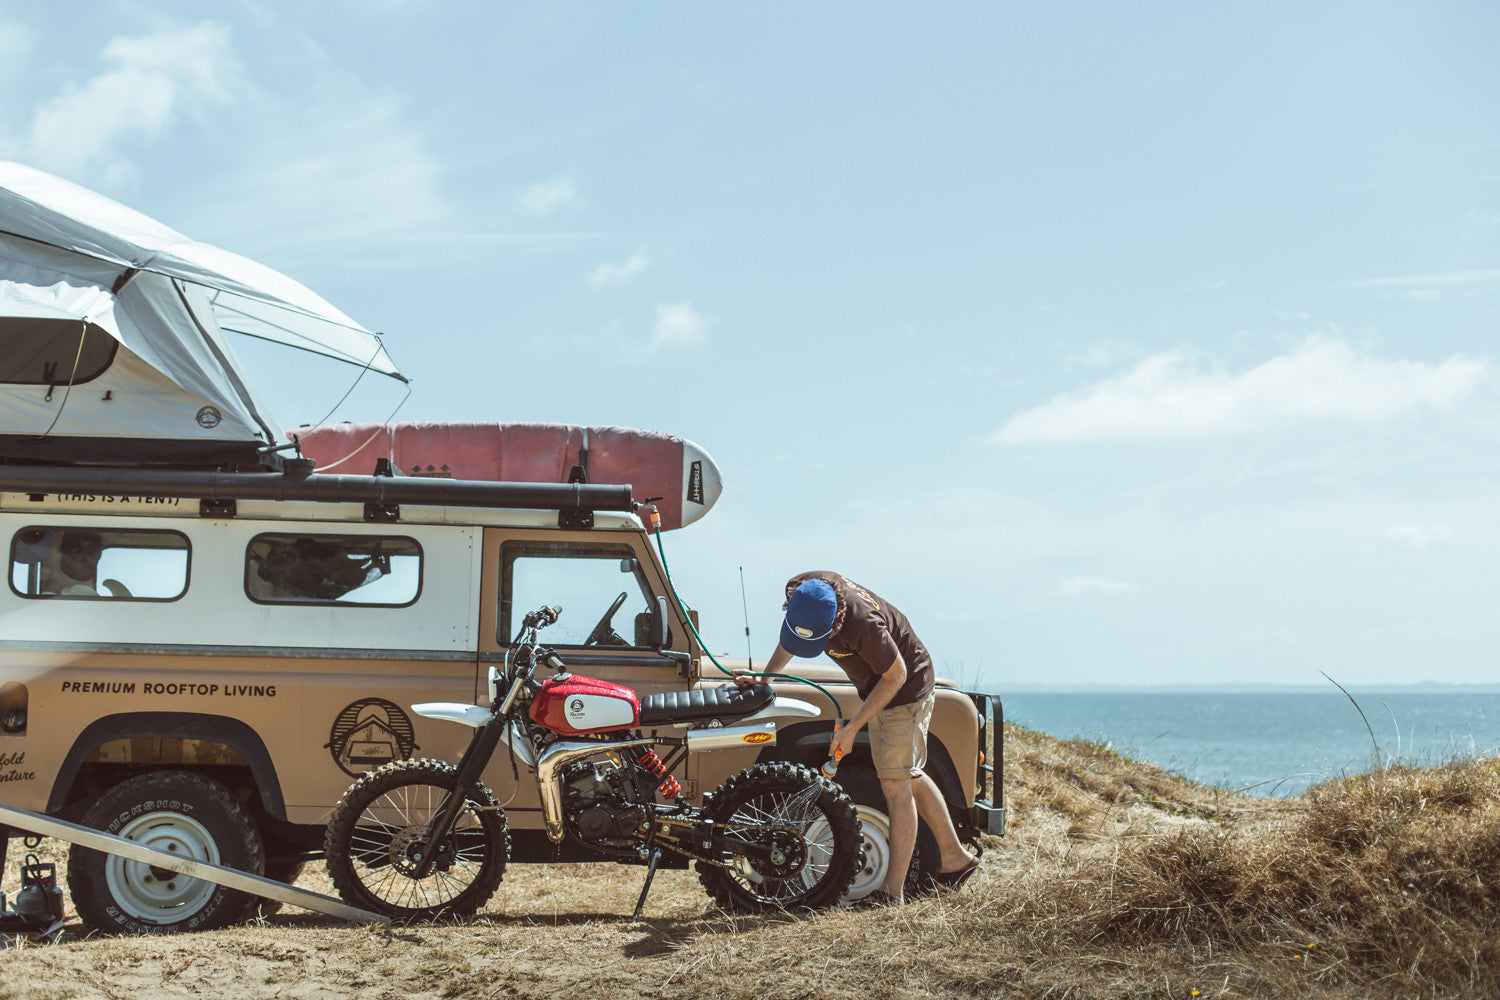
[478,528,701,816]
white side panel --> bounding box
[567,693,637,730]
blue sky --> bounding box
[3,2,1498,688]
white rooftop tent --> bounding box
[0,162,403,469]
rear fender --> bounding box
[740,696,818,723]
[49,712,285,819]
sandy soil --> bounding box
[4,853,999,1000]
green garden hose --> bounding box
[645,507,845,724]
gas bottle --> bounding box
[18,855,65,923]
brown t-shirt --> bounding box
[785,571,934,707]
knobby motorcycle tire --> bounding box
[324,758,510,922]
[696,761,863,914]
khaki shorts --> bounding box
[867,691,934,780]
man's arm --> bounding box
[831,654,907,759]
[733,644,792,687]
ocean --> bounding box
[1001,690,1500,797]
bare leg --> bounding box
[911,772,976,873]
[878,776,918,902]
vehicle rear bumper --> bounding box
[964,688,1005,837]
[971,799,1006,836]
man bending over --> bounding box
[739,571,979,907]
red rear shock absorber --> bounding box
[637,749,680,799]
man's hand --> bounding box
[829,724,857,762]
[732,671,756,689]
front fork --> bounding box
[412,713,509,879]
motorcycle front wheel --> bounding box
[697,761,862,913]
[324,758,510,921]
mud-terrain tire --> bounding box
[697,761,862,914]
[324,758,509,921]
[68,770,265,934]
[835,767,942,900]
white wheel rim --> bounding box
[104,811,220,921]
[346,781,489,912]
[721,784,834,904]
[846,805,891,902]
[798,814,845,892]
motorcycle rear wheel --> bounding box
[697,761,862,913]
[324,758,509,921]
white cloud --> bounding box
[1348,270,1500,301]
[190,92,449,260]
[517,176,582,216]
[1350,270,1500,290]
[651,302,709,351]
[589,250,650,287]
[995,337,1490,446]
[1058,576,1141,597]
[1385,524,1452,549]
[21,22,237,184]
[1069,340,1136,369]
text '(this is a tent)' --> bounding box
[0,161,403,469]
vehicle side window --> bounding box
[500,541,655,647]
[246,533,422,607]
[9,526,189,601]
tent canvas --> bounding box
[0,162,402,469]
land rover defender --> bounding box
[0,465,1004,933]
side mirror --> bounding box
[647,596,670,649]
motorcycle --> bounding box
[324,604,862,920]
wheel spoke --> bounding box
[327,766,508,919]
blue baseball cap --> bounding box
[780,578,838,657]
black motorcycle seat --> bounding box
[639,683,774,726]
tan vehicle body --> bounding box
[0,484,1000,928]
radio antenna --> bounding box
[738,565,753,669]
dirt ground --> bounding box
[5,727,1493,1000]
[3,852,1007,1000]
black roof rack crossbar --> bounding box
[0,465,636,514]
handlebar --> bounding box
[522,605,561,630]
[493,605,567,710]
[508,605,568,681]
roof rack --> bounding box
[0,464,636,521]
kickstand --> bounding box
[632,849,662,920]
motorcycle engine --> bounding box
[561,756,647,844]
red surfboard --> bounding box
[292,422,722,530]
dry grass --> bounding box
[4,728,1498,999]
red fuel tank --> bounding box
[529,674,640,737]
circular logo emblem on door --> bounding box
[325,698,418,777]
[195,406,222,428]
